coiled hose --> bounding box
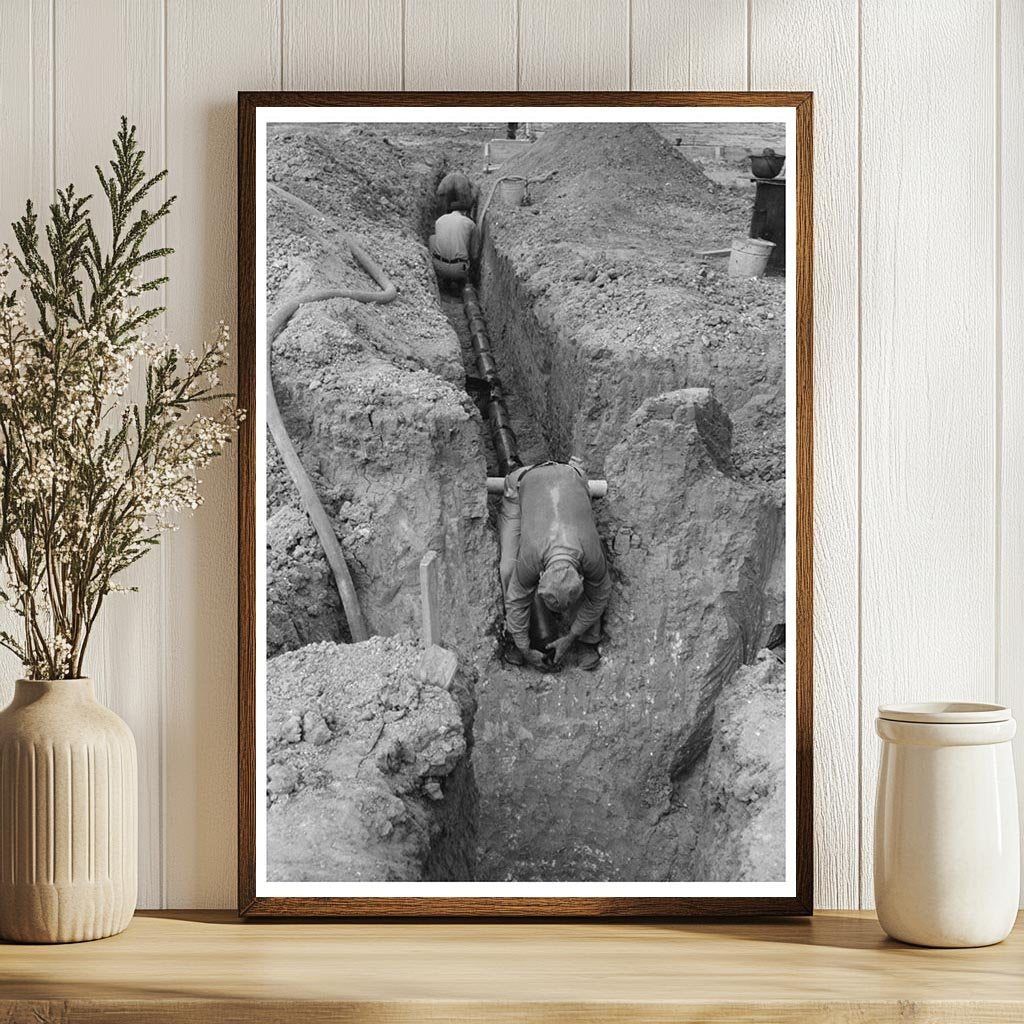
[267,182,398,643]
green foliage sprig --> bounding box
[0,118,241,679]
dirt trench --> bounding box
[467,246,783,880]
[267,122,787,884]
[459,126,787,881]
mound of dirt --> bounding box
[267,504,346,657]
[480,122,785,482]
[266,637,477,882]
[501,122,713,211]
[684,650,787,881]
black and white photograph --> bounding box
[247,101,806,912]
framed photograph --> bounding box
[238,91,812,917]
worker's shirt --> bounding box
[437,172,477,210]
[505,464,612,647]
[432,212,476,262]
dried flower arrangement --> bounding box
[0,119,241,679]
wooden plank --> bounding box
[405,0,516,90]
[0,0,49,219]
[0,1,54,699]
[630,0,746,90]
[750,0,860,910]
[283,0,402,90]
[5,910,1024,1019]
[52,0,166,910]
[859,0,998,908]
[163,0,280,909]
[1000,0,1024,904]
[419,550,441,647]
[0,1,49,698]
[518,0,629,90]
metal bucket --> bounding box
[729,237,776,278]
[498,176,527,206]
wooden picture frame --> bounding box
[238,91,813,917]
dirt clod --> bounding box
[267,637,477,882]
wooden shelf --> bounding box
[2,910,1022,1022]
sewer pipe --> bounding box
[461,282,521,476]
[485,477,608,498]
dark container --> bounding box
[749,149,785,179]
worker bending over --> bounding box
[499,461,611,672]
[436,170,479,220]
[429,209,479,291]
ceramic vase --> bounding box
[0,678,137,942]
[874,702,1019,947]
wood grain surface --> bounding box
[163,0,280,909]
[283,0,402,91]
[0,0,1017,913]
[630,0,747,91]
[857,0,998,909]
[404,0,516,91]
[519,0,629,90]
[750,0,860,913]
[2,911,1024,1022]
[1001,0,1024,874]
[37,0,168,907]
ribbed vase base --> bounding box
[0,880,135,943]
[0,678,139,945]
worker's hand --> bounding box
[546,635,574,665]
[519,646,546,669]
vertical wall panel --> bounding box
[859,0,998,908]
[750,0,860,910]
[630,0,746,90]
[164,0,280,908]
[0,1,51,698]
[0,0,1017,912]
[1000,0,1024,900]
[284,0,402,90]
[53,0,166,909]
[519,0,629,90]
[405,0,516,90]
[0,0,51,218]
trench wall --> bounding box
[479,232,701,473]
[471,127,787,880]
[266,125,499,882]
[266,639,477,882]
[267,125,498,664]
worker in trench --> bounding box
[436,169,479,220]
[499,460,611,672]
[429,203,479,293]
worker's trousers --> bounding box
[429,236,469,289]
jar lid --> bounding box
[877,702,1010,724]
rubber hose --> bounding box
[266,182,398,643]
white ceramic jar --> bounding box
[874,702,1019,947]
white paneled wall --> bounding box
[0,0,1017,910]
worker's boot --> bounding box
[576,642,601,671]
[502,639,525,667]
